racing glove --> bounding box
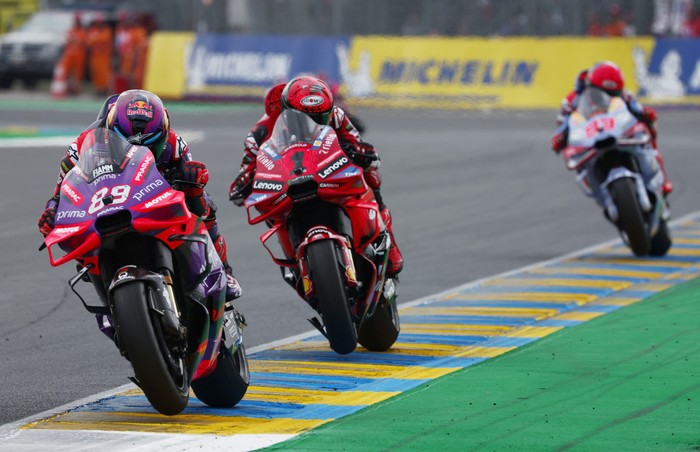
[229,171,254,207]
[638,105,658,140]
[345,141,379,169]
[38,198,58,237]
[181,161,209,197]
[640,105,657,124]
[551,131,567,153]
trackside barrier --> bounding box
[143,33,700,108]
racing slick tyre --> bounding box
[358,294,400,352]
[112,281,189,415]
[609,178,650,256]
[192,343,249,408]
[307,239,358,355]
[649,219,672,257]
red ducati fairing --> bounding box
[244,110,399,355]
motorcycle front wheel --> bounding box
[112,281,189,415]
[307,239,358,355]
[609,178,650,256]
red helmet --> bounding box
[588,61,624,95]
[281,76,334,125]
[264,82,286,117]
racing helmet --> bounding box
[264,82,286,117]
[587,61,624,96]
[281,76,334,125]
[106,90,170,159]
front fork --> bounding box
[297,228,360,302]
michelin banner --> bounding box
[144,33,700,108]
[183,34,349,99]
[343,37,655,109]
[634,38,700,104]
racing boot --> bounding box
[212,232,242,302]
[657,153,673,196]
[381,207,403,278]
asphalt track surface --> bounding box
[1,93,699,427]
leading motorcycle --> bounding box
[242,109,399,355]
[42,128,249,415]
[561,86,672,256]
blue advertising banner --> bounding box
[185,34,350,99]
[633,38,700,102]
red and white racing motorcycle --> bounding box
[561,86,672,256]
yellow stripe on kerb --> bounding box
[528,267,664,279]
[400,323,512,337]
[389,342,479,355]
[505,326,563,338]
[403,306,559,318]
[551,312,605,321]
[482,278,632,290]
[245,387,399,406]
[671,238,700,245]
[453,346,515,358]
[631,283,673,292]
[249,360,456,379]
[572,257,692,268]
[667,248,700,256]
[591,297,641,306]
[444,292,598,304]
[25,411,327,435]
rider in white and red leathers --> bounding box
[229,76,403,277]
[551,61,672,195]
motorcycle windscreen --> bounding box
[77,128,134,183]
[262,109,327,157]
[577,87,613,119]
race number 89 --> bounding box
[88,185,131,214]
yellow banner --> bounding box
[343,37,654,109]
[143,32,195,100]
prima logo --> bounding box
[56,210,86,221]
[133,179,164,201]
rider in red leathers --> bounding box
[229,76,403,278]
[550,61,672,196]
[38,90,243,309]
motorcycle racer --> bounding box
[229,75,403,278]
[550,61,672,195]
[38,90,243,305]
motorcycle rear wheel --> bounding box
[650,219,672,256]
[112,281,189,415]
[358,294,400,352]
[609,178,650,256]
[307,239,357,355]
[192,343,249,408]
